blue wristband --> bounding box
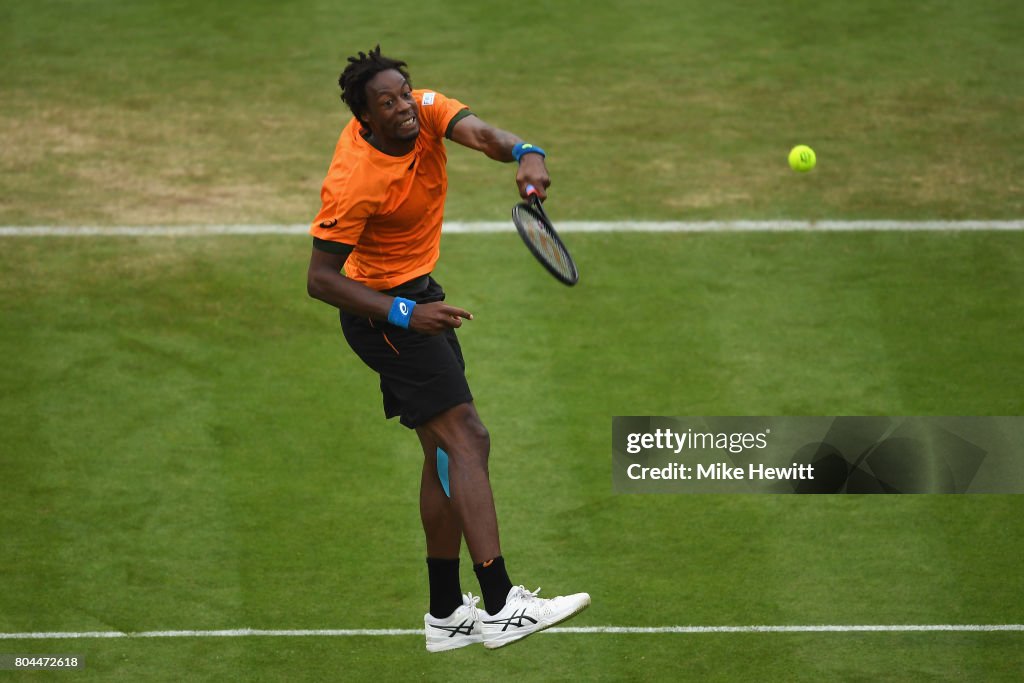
[512,142,546,163]
[387,297,416,329]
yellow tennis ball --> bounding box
[788,145,816,172]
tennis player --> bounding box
[306,46,589,652]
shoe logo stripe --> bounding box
[482,609,538,631]
[430,619,476,637]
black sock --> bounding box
[473,555,514,615]
[426,557,463,619]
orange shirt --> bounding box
[310,89,469,290]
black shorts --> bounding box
[340,276,473,429]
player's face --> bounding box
[361,69,419,154]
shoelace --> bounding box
[463,592,481,616]
[510,585,542,602]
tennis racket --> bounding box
[511,184,579,286]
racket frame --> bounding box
[511,187,579,286]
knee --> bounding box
[438,404,490,465]
[422,403,491,462]
[452,413,489,472]
[460,411,490,454]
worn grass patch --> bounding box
[2,0,1022,224]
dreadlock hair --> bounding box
[338,45,411,124]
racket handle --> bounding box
[525,184,539,197]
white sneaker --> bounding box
[480,586,591,649]
[424,593,484,653]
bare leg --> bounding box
[416,402,500,564]
[415,430,462,559]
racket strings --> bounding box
[521,212,574,278]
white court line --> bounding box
[2,624,1022,639]
[0,221,1023,237]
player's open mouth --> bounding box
[399,116,417,129]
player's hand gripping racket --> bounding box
[512,184,579,286]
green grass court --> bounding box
[3,1,1024,681]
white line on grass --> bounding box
[2,624,1022,639]
[0,220,1022,237]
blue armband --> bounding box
[512,142,546,163]
[387,297,416,329]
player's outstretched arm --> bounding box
[306,247,472,335]
[449,115,550,200]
